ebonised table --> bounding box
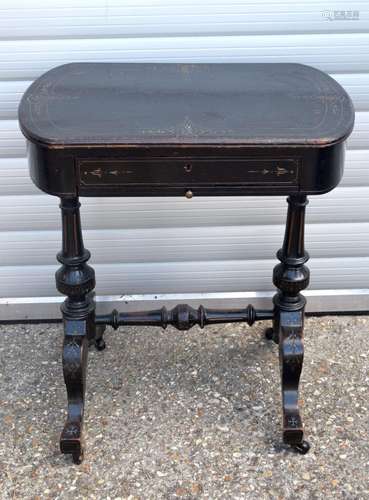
[18,62,354,464]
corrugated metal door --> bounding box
[0,1,368,319]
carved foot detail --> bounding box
[283,413,303,445]
[60,321,89,464]
[60,421,84,464]
[278,310,307,450]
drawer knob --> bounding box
[185,190,193,199]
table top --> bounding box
[18,62,354,149]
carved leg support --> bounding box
[56,198,96,464]
[272,195,310,454]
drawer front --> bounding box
[78,157,299,189]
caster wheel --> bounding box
[265,327,274,340]
[72,449,84,464]
[294,440,310,455]
[95,338,106,351]
[265,327,278,343]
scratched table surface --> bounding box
[18,62,354,147]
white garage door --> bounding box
[0,0,368,320]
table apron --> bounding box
[76,157,300,196]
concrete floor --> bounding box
[0,315,368,499]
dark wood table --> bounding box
[18,62,354,464]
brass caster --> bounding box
[293,440,310,455]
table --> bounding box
[18,62,354,464]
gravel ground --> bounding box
[0,315,368,499]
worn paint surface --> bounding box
[19,63,354,147]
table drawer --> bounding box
[78,157,299,189]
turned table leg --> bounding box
[268,194,311,454]
[55,197,96,464]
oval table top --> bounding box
[18,62,354,149]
